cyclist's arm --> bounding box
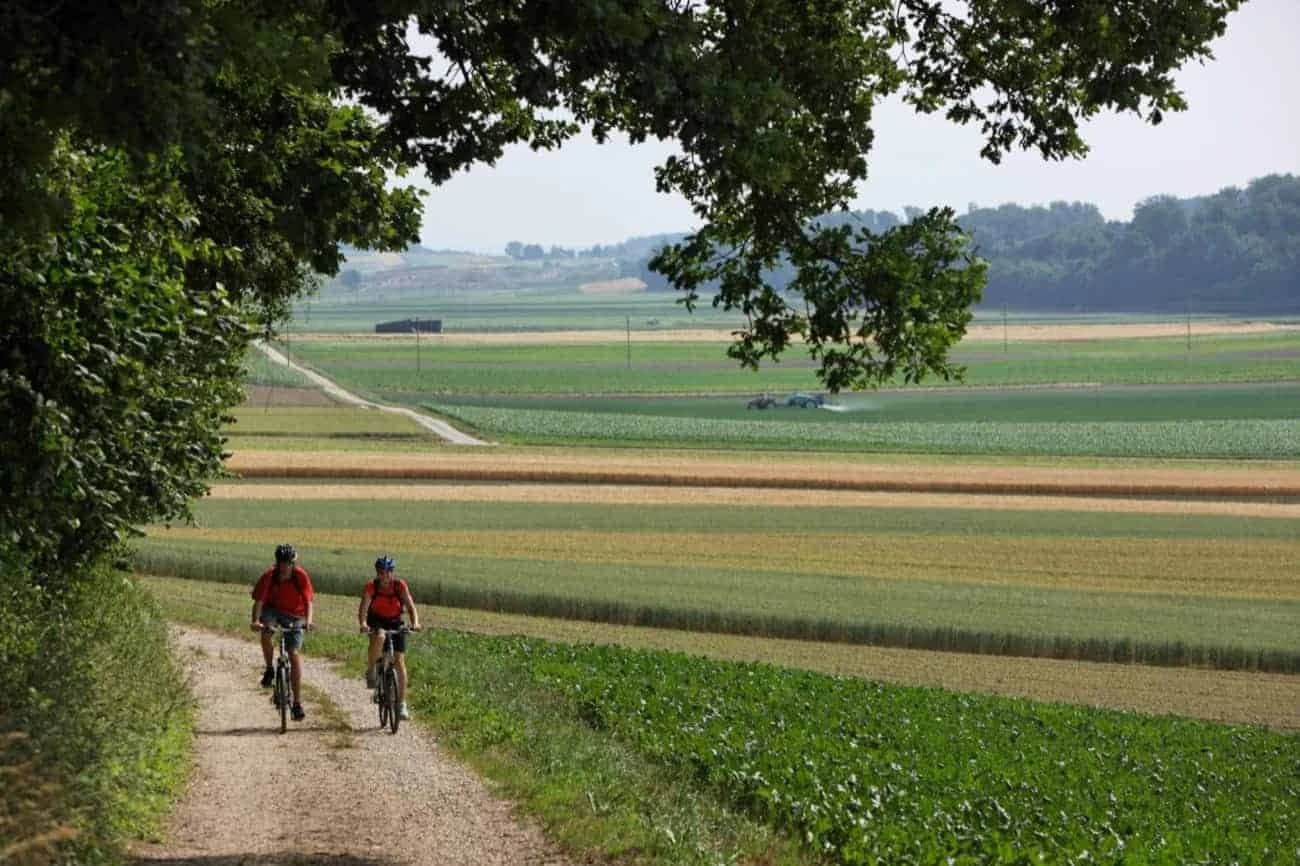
[304,598,314,630]
[400,584,420,630]
[250,599,264,630]
[357,590,371,629]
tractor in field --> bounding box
[785,392,826,408]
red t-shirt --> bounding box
[364,577,408,620]
[251,565,314,618]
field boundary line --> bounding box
[224,460,1300,500]
[253,340,491,446]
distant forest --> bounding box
[617,174,1299,314]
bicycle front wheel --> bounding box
[275,665,289,734]
[385,668,400,734]
[377,667,389,729]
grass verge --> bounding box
[1,560,193,865]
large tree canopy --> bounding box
[1,0,1242,577]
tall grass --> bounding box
[0,554,192,864]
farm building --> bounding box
[375,318,442,334]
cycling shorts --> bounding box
[259,608,306,651]
[367,612,406,653]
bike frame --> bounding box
[263,623,302,733]
[369,625,411,734]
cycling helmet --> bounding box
[275,543,297,563]
[375,554,396,572]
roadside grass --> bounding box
[133,495,1300,670]
[301,684,357,750]
[140,575,1300,730]
[226,406,433,438]
[0,565,193,864]
[144,576,812,866]
[142,576,1300,866]
[242,345,318,388]
[225,434,449,453]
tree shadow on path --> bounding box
[133,854,398,866]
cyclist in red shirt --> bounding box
[358,554,420,720]
[250,543,315,721]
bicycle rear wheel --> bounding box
[377,665,389,728]
[275,664,289,734]
[385,667,400,734]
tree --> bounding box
[1,0,1244,579]
[505,241,525,259]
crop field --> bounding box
[278,328,1300,395]
[504,638,1299,865]
[143,575,1299,866]
[287,288,747,333]
[135,495,1300,671]
[223,406,437,452]
[144,574,1300,729]
[268,326,1300,456]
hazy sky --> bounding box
[414,0,1300,253]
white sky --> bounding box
[414,0,1300,253]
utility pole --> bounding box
[1003,303,1008,353]
[626,315,631,370]
[1185,298,1192,354]
[414,320,421,374]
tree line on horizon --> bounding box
[615,174,1299,313]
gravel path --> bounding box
[131,627,573,866]
[253,341,490,447]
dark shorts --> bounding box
[259,609,306,652]
[367,612,406,653]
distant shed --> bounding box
[375,318,442,334]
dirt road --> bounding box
[253,341,490,447]
[131,628,572,866]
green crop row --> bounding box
[425,403,1300,457]
[492,637,1299,865]
[131,537,1300,672]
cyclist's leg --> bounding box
[257,609,277,685]
[366,633,384,680]
[364,611,386,681]
[288,648,304,703]
[395,651,407,702]
[282,617,306,709]
[260,630,274,666]
[391,627,409,718]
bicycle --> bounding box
[261,623,303,733]
[367,625,417,734]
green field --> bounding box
[282,330,1300,396]
[272,329,1300,456]
[144,575,1299,866]
[135,497,1300,671]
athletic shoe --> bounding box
[260,666,274,687]
[291,704,306,722]
[399,703,411,721]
